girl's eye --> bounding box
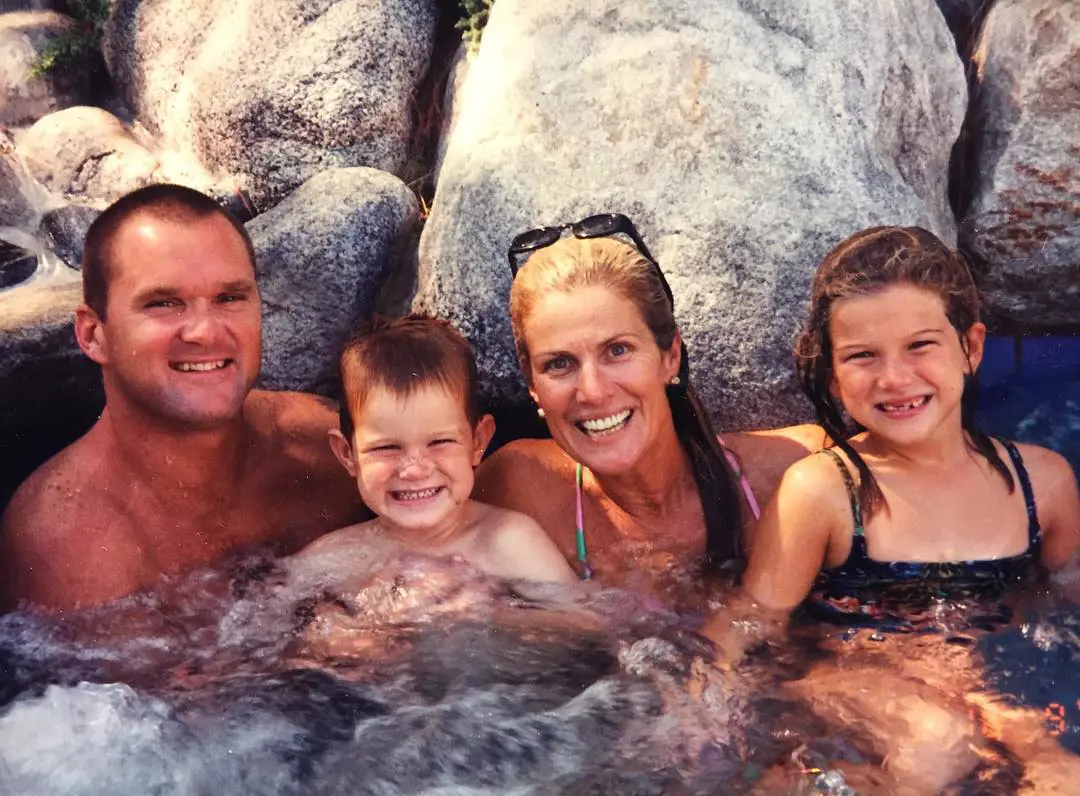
[910,339,937,351]
[844,351,874,363]
[430,438,457,447]
[369,444,400,453]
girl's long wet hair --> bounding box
[510,237,745,569]
[796,225,1013,520]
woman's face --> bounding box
[523,284,681,475]
[828,283,985,447]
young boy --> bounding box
[295,314,578,585]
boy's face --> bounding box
[330,382,494,536]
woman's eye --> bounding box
[609,342,629,357]
[542,356,572,373]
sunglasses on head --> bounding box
[506,213,674,307]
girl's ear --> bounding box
[328,429,357,477]
[964,322,987,373]
[472,414,496,466]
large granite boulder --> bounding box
[959,1,1080,330]
[0,149,38,229]
[252,167,419,396]
[416,0,966,428]
[0,11,95,126]
[16,106,161,201]
[104,0,439,211]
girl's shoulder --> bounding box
[1002,440,1077,492]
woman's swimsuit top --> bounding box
[808,440,1042,629]
[573,437,760,580]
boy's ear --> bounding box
[328,429,357,477]
[472,414,496,466]
[964,322,987,373]
[74,303,108,365]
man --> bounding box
[0,184,369,612]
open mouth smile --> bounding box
[391,486,445,502]
[576,409,633,437]
[171,359,232,373]
[877,395,931,414]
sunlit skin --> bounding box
[829,283,983,457]
[333,384,493,545]
[743,283,1080,613]
[78,213,262,430]
[305,382,577,584]
[0,211,367,613]
[524,285,682,477]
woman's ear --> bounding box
[964,322,987,373]
[472,414,496,466]
[328,429,357,477]
[662,330,683,382]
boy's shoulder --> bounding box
[467,500,547,546]
[293,519,389,560]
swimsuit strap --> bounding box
[575,462,593,580]
[717,437,762,521]
[1000,439,1041,544]
[817,448,865,536]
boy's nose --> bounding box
[397,453,433,478]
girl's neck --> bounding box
[861,423,975,471]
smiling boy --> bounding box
[294,315,577,585]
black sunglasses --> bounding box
[506,213,674,307]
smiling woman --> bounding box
[474,217,824,593]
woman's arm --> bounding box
[742,454,847,611]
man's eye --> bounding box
[219,294,247,304]
[146,299,179,310]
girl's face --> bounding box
[828,283,985,447]
[523,285,680,476]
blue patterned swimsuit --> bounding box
[806,441,1042,631]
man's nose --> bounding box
[178,304,221,344]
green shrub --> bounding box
[29,0,111,78]
[456,0,493,53]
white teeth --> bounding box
[579,410,632,434]
[393,487,441,501]
[881,396,929,412]
[175,360,227,372]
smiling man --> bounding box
[0,185,369,612]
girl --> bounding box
[743,226,1080,621]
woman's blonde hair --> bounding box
[508,235,745,569]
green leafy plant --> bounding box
[456,0,493,53]
[29,0,111,78]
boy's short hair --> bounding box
[338,314,481,440]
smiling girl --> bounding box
[743,226,1080,620]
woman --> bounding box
[474,213,823,589]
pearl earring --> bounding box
[670,375,681,386]
[537,407,546,418]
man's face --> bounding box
[81,213,262,430]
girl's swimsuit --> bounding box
[573,438,761,580]
[806,440,1042,630]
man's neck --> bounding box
[97,401,252,500]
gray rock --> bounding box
[16,106,161,201]
[959,1,1080,329]
[39,202,100,268]
[251,167,419,396]
[433,42,472,187]
[105,0,439,211]
[0,11,94,126]
[0,150,37,229]
[416,0,966,428]
[0,269,103,508]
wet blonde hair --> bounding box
[508,235,745,569]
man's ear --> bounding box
[964,322,987,374]
[472,414,496,466]
[328,429,357,477]
[74,303,108,365]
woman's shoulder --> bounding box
[719,423,829,506]
[474,439,576,507]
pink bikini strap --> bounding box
[719,438,761,521]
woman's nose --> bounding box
[575,361,613,403]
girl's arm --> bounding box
[742,454,847,611]
[1024,445,1080,576]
